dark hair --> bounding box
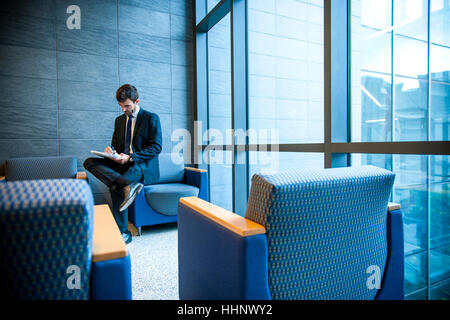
[116,84,139,103]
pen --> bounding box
[111,147,118,155]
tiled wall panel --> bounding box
[0,0,194,204]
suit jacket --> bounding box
[111,108,162,184]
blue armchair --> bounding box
[129,153,208,235]
[178,166,404,300]
[0,179,132,300]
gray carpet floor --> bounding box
[126,223,179,300]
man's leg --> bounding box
[110,187,129,234]
[114,164,144,242]
[84,158,139,243]
[83,157,124,188]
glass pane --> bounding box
[351,153,393,171]
[430,155,450,289]
[431,82,450,141]
[351,0,392,142]
[393,155,428,255]
[354,72,392,142]
[394,36,428,79]
[206,149,233,211]
[247,0,324,144]
[430,0,450,142]
[405,252,428,294]
[430,279,450,300]
[394,77,428,141]
[207,0,222,13]
[207,13,231,143]
[394,0,428,41]
[406,288,428,300]
[430,0,450,48]
[430,44,450,82]
[351,153,429,296]
[248,152,324,181]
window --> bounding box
[195,0,449,299]
[248,0,324,144]
[351,0,449,299]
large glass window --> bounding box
[196,0,449,300]
[351,0,449,299]
[206,13,232,210]
[248,0,324,144]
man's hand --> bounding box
[112,153,131,165]
[104,146,113,154]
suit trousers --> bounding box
[83,157,144,233]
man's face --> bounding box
[118,98,138,116]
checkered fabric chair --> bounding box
[0,179,131,300]
[178,165,404,300]
[3,156,78,181]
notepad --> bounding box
[90,150,121,160]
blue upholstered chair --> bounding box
[129,153,208,235]
[0,179,132,300]
[178,166,404,300]
[1,156,83,182]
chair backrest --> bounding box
[245,165,395,300]
[152,153,185,184]
[5,156,77,181]
[0,179,94,299]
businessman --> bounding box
[84,84,162,244]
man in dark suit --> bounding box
[84,84,162,244]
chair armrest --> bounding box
[388,202,401,212]
[0,176,5,183]
[92,204,128,262]
[184,167,209,201]
[184,167,207,173]
[76,171,88,180]
[179,197,265,237]
[178,197,270,299]
[91,205,132,300]
[376,207,404,300]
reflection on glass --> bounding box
[248,152,324,186]
[248,0,324,144]
[430,45,450,82]
[394,155,428,256]
[430,1,449,144]
[207,150,233,211]
[351,153,392,171]
[358,72,392,142]
[431,0,450,47]
[360,0,391,30]
[430,81,450,142]
[394,77,428,141]
[405,252,428,294]
[394,0,428,41]
[207,13,231,141]
[394,36,428,79]
[207,0,222,13]
[430,156,450,295]
[430,279,450,300]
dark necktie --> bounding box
[124,115,133,155]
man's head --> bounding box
[116,84,139,116]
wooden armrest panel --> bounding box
[185,167,207,173]
[0,176,5,181]
[388,202,401,212]
[179,197,266,237]
[76,171,87,180]
[92,204,128,262]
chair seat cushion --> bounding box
[144,183,199,216]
